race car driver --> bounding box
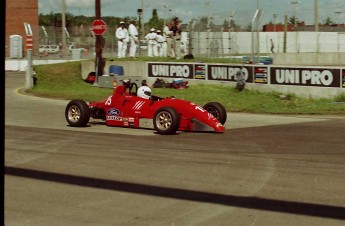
[137,86,152,99]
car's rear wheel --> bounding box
[203,102,227,124]
[65,100,90,127]
[153,107,180,135]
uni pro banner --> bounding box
[148,63,194,79]
[270,67,341,88]
[207,65,254,83]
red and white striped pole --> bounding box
[24,23,33,50]
[26,35,33,50]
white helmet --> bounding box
[137,86,152,99]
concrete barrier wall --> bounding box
[191,31,345,56]
[5,59,67,71]
[81,61,344,99]
[81,61,146,80]
[6,59,343,99]
[271,53,345,66]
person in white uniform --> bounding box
[115,21,129,58]
[128,20,139,58]
[145,28,158,57]
[156,30,166,57]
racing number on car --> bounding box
[105,96,112,106]
[195,106,205,112]
[196,105,214,120]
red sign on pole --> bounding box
[92,19,107,35]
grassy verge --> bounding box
[29,61,345,115]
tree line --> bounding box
[40,10,338,35]
[39,9,243,34]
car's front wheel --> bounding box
[153,107,180,135]
[203,102,227,125]
[65,100,90,127]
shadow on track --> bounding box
[5,166,345,220]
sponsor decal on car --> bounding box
[133,101,145,110]
[107,108,121,115]
[106,116,123,121]
[208,112,216,120]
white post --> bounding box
[251,10,263,63]
[206,16,213,58]
[25,49,34,89]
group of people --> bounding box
[115,17,185,59]
[115,20,139,58]
[144,17,184,59]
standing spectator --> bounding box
[58,42,63,58]
[270,39,275,53]
[128,20,139,58]
[170,17,183,59]
[145,28,158,57]
[115,21,129,58]
[235,66,246,91]
[156,30,166,57]
[163,22,174,57]
[141,79,148,86]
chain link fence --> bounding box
[21,16,345,61]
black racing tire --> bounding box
[65,100,90,127]
[203,102,227,125]
[153,107,180,135]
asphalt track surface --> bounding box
[4,71,345,226]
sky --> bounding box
[38,0,345,27]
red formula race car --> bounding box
[65,83,227,135]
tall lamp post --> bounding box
[61,0,67,56]
[290,0,299,27]
[206,1,212,17]
[141,0,145,37]
[335,11,342,25]
[163,5,169,26]
[137,8,143,57]
[273,13,278,32]
[315,0,318,31]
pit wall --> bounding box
[81,61,345,99]
[272,53,345,66]
[186,31,345,56]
